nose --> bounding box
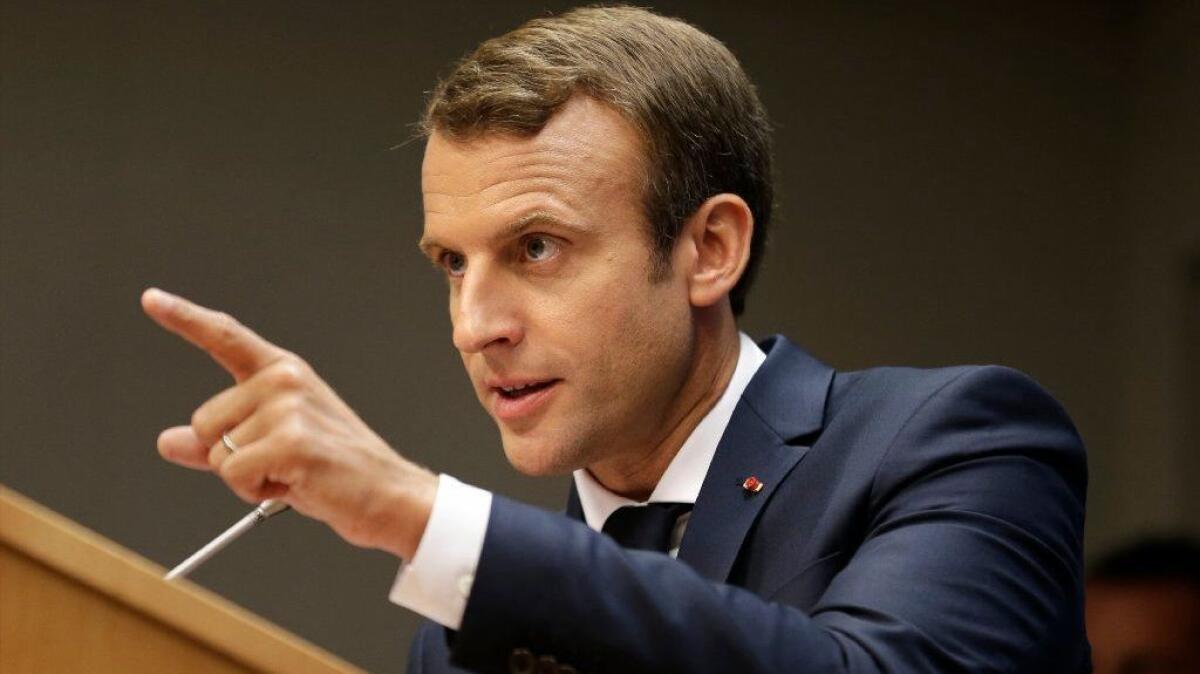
[451,263,525,354]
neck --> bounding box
[586,307,742,500]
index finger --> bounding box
[141,288,284,381]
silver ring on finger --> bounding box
[221,432,241,455]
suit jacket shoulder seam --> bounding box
[864,365,985,508]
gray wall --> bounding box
[1,2,1195,671]
[1111,0,1200,544]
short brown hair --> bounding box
[422,6,773,316]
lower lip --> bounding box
[491,381,560,422]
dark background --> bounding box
[2,1,1197,671]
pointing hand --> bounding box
[142,288,435,560]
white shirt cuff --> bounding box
[388,474,493,630]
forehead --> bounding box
[421,96,646,235]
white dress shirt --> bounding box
[389,333,766,630]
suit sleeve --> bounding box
[442,366,1089,674]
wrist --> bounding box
[376,463,439,561]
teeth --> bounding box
[502,382,535,393]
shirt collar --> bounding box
[572,332,767,531]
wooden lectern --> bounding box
[0,485,364,673]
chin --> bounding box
[500,435,580,477]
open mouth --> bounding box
[495,380,558,400]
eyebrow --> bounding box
[418,211,593,257]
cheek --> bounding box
[579,281,690,390]
[533,246,689,384]
[555,279,647,348]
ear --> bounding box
[679,193,754,309]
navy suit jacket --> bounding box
[407,336,1089,673]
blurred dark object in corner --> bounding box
[1087,536,1200,674]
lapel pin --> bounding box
[741,475,764,494]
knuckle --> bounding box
[278,349,303,363]
[214,311,241,337]
[268,358,309,390]
[218,463,256,503]
[207,443,224,470]
[266,393,303,421]
[190,408,210,438]
[191,396,228,444]
[275,419,307,449]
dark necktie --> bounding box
[601,502,693,553]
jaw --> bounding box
[497,425,581,477]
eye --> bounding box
[522,235,560,263]
[439,251,466,277]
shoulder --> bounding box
[783,351,1089,522]
[832,361,1067,415]
[753,336,1083,454]
[827,362,1082,451]
[825,362,1087,544]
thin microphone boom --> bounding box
[164,500,290,580]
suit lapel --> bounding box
[563,336,834,583]
[675,336,834,582]
[566,482,584,521]
[674,409,805,581]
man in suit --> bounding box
[144,6,1089,673]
